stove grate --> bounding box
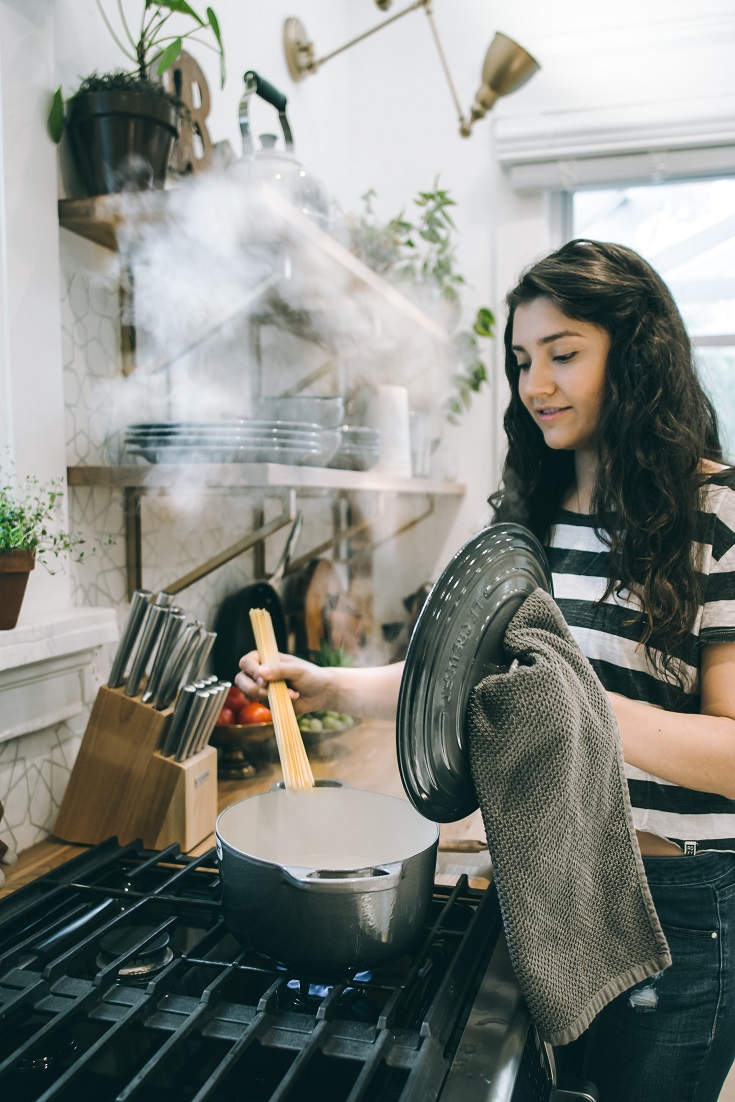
[0,839,503,1101]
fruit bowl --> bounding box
[211,721,275,748]
[297,711,361,740]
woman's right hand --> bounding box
[235,650,331,715]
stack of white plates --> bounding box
[328,426,382,471]
[125,421,341,466]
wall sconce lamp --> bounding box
[283,0,540,137]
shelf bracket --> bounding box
[123,488,296,599]
[283,494,437,573]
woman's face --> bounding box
[511,297,610,454]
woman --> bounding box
[237,239,735,1101]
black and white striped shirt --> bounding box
[546,470,735,850]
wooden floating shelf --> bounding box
[67,463,466,497]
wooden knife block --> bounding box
[54,685,218,852]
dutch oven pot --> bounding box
[215,781,439,978]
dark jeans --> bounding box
[558,851,735,1102]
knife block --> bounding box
[54,685,218,852]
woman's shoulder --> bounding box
[701,463,735,509]
[700,464,735,555]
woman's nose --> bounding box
[523,359,555,397]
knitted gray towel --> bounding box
[467,587,671,1046]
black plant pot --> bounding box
[66,90,180,197]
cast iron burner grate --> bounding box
[0,837,521,1101]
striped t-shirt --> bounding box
[546,470,735,851]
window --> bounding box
[571,178,735,456]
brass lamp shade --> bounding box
[464,32,540,133]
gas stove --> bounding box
[0,838,590,1101]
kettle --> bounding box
[238,70,330,231]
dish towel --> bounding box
[467,587,671,1046]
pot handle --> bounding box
[281,860,403,893]
[268,778,350,793]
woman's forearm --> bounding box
[609,691,735,799]
[328,663,404,720]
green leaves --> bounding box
[349,180,496,423]
[0,461,113,573]
[156,37,183,75]
[207,7,226,87]
[156,1,206,25]
[48,87,65,144]
[85,3,225,87]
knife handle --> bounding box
[189,630,217,681]
[142,611,185,704]
[160,684,197,757]
[124,604,168,697]
[175,690,210,762]
[153,623,198,710]
[107,590,151,689]
[194,681,229,755]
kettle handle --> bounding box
[242,70,294,151]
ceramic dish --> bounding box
[396,522,553,823]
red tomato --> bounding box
[216,706,236,727]
[237,701,273,725]
[225,685,247,710]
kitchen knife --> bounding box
[160,683,197,757]
[107,589,152,689]
[155,623,204,710]
[141,609,186,704]
[124,602,168,697]
[175,689,211,762]
[188,630,217,681]
[193,681,230,755]
[152,621,197,710]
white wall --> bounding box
[0,0,69,617]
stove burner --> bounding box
[96,926,174,979]
[5,1023,77,1074]
[286,969,373,1001]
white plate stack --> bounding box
[124,421,341,467]
[328,426,381,471]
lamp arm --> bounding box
[422,3,468,131]
[314,0,428,70]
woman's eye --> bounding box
[516,360,531,372]
[554,351,577,363]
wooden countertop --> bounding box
[1,718,490,898]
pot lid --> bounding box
[396,522,553,823]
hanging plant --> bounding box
[347,180,495,423]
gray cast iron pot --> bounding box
[215,780,439,978]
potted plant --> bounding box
[0,466,99,630]
[49,1,225,197]
[347,182,495,423]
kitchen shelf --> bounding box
[58,183,450,391]
[66,463,463,496]
[60,184,461,607]
[68,463,465,599]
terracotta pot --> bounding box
[0,549,35,630]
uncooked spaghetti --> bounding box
[248,607,314,791]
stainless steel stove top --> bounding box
[0,838,583,1101]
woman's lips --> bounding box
[536,406,571,422]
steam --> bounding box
[107,166,453,432]
[74,166,458,660]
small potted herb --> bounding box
[0,466,97,630]
[49,1,225,196]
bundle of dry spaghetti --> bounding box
[248,607,314,792]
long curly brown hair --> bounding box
[490,238,724,669]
